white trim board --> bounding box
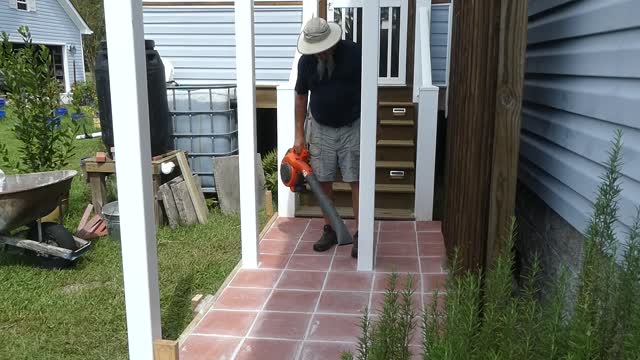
[56,0,93,35]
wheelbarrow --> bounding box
[0,170,93,267]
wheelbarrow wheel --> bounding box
[29,222,77,251]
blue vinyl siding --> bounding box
[521,0,640,247]
[430,4,450,86]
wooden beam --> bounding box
[153,340,179,360]
[175,152,208,224]
[256,86,277,108]
[486,0,528,267]
[442,0,527,271]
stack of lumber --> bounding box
[76,204,108,239]
[157,152,208,229]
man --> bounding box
[294,17,362,258]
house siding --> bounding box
[0,0,86,90]
[516,0,640,297]
[430,3,450,86]
[142,5,303,85]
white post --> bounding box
[357,0,380,271]
[414,87,439,221]
[235,0,259,268]
[303,0,318,20]
[277,84,297,217]
[103,0,161,358]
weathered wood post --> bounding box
[443,0,528,270]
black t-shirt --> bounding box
[294,40,362,128]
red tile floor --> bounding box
[180,217,447,360]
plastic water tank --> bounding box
[167,87,238,192]
[95,40,170,156]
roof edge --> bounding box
[56,0,93,35]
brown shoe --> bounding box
[314,225,337,252]
[351,231,358,258]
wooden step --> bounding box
[376,160,415,169]
[296,206,414,220]
[378,139,415,147]
[380,119,414,126]
[376,161,415,184]
[378,103,415,120]
[307,182,415,193]
[379,101,415,107]
[378,119,415,141]
[377,139,415,162]
[300,183,415,209]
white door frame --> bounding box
[328,0,408,86]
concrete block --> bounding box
[213,154,266,214]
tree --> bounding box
[71,0,105,74]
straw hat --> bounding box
[297,17,343,55]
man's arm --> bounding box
[294,93,308,151]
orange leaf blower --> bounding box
[280,147,353,245]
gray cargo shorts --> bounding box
[305,111,360,183]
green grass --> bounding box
[0,111,270,359]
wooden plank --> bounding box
[256,86,277,109]
[153,339,179,360]
[83,160,116,174]
[76,204,94,233]
[175,151,208,224]
[158,182,180,229]
[192,175,208,221]
[88,174,108,216]
[0,235,73,259]
[265,191,273,217]
[171,180,198,226]
[486,0,528,267]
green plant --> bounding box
[343,273,418,360]
[70,80,97,115]
[262,149,278,198]
[0,26,78,173]
[346,130,639,360]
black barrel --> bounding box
[94,40,170,156]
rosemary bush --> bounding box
[346,130,639,360]
[262,149,279,199]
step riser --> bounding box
[300,191,414,210]
[377,147,416,162]
[378,126,415,141]
[376,168,415,185]
[379,106,415,120]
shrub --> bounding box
[0,26,78,173]
[70,80,97,115]
[345,130,640,360]
[262,149,278,199]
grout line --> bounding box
[192,333,358,345]
[295,231,339,360]
[230,220,311,360]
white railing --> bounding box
[277,1,316,217]
[413,0,439,221]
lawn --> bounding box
[0,111,270,359]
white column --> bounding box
[277,84,297,217]
[357,0,380,271]
[303,0,318,20]
[103,0,161,358]
[414,86,439,221]
[235,0,259,268]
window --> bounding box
[17,0,28,11]
[12,0,35,12]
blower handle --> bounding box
[306,174,353,245]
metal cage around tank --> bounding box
[166,85,238,193]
